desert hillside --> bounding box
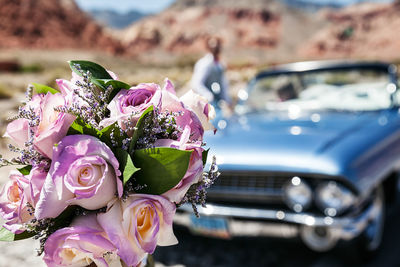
[299,2,400,62]
[2,0,399,64]
[121,0,326,65]
[0,0,124,54]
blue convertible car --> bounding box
[175,60,400,254]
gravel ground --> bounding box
[0,238,46,267]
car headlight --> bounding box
[316,181,355,216]
[284,176,312,212]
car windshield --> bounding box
[246,69,394,112]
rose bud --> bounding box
[4,92,75,159]
[100,83,162,132]
[159,79,205,142]
[180,89,216,132]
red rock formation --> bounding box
[121,0,322,64]
[0,0,124,54]
[299,2,400,62]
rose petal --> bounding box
[4,119,29,148]
[98,200,146,267]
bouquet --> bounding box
[0,61,219,267]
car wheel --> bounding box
[300,225,338,252]
[358,184,385,254]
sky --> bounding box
[75,0,393,13]
[306,0,392,4]
[75,0,176,13]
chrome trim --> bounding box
[174,213,299,238]
[208,172,288,202]
[176,195,380,241]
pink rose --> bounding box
[180,89,216,132]
[155,126,204,203]
[27,167,47,208]
[35,135,122,220]
[4,92,75,159]
[0,168,46,233]
[3,95,40,147]
[160,79,204,142]
[100,83,162,131]
[44,214,119,267]
[97,195,177,267]
[56,72,83,96]
[56,75,84,107]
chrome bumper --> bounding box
[175,198,380,241]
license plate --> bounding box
[189,215,230,239]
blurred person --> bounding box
[190,37,232,111]
[273,77,298,102]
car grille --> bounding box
[207,172,290,203]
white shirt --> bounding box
[190,53,231,104]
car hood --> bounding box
[205,110,384,176]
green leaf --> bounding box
[116,149,140,185]
[0,228,14,242]
[52,206,76,230]
[67,118,98,137]
[132,147,192,195]
[129,106,154,153]
[94,79,130,101]
[68,61,131,97]
[67,120,84,135]
[202,149,209,166]
[98,123,127,149]
[0,227,35,242]
[17,165,32,175]
[69,60,113,81]
[32,83,59,95]
[123,155,140,185]
[99,123,114,135]
[97,123,115,147]
[67,119,127,149]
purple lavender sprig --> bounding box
[55,64,113,131]
[2,85,49,169]
[135,108,183,150]
[178,156,220,217]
